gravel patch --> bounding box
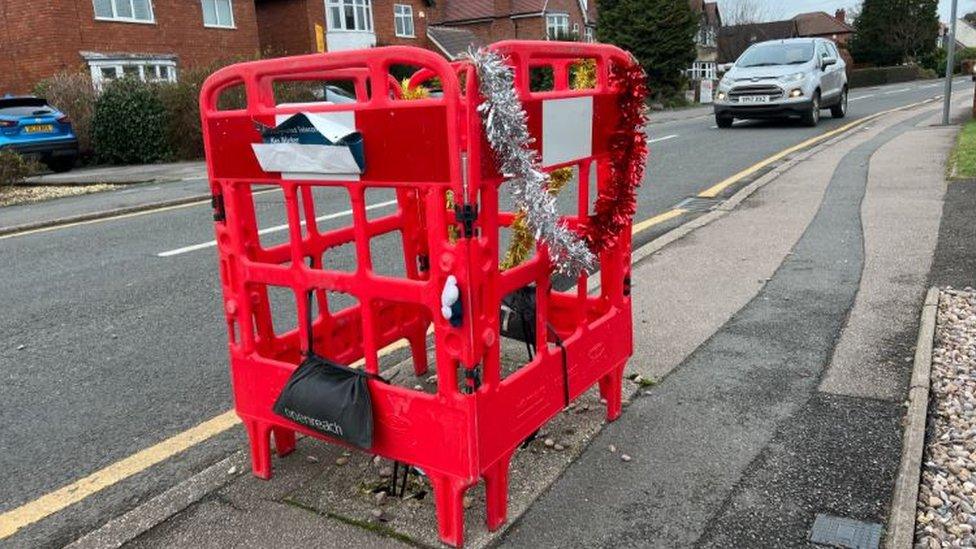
[0,184,119,207]
[916,288,976,548]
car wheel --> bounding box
[802,92,821,127]
[830,88,848,119]
[715,115,734,128]
[45,156,76,173]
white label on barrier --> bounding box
[268,110,360,181]
[542,96,593,166]
[252,143,361,175]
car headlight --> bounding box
[779,72,806,83]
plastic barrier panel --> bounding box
[201,41,637,547]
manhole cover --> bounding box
[809,514,882,549]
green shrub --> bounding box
[157,66,210,161]
[33,71,97,157]
[92,77,171,164]
[0,150,38,188]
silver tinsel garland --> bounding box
[469,48,595,277]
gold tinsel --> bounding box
[400,78,430,100]
[571,59,597,90]
[500,167,573,269]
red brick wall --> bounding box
[0,0,261,94]
[373,0,431,48]
[256,0,318,55]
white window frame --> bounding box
[687,61,716,82]
[88,58,177,90]
[325,0,374,32]
[584,26,595,42]
[93,0,155,24]
[393,4,414,38]
[546,13,569,40]
[202,0,235,29]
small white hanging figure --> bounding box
[441,275,462,327]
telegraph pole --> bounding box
[943,0,959,125]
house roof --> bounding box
[792,11,854,37]
[436,0,546,24]
[717,21,799,62]
[426,26,486,60]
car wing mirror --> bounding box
[823,58,837,69]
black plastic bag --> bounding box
[273,289,377,449]
[500,285,537,344]
[273,353,375,449]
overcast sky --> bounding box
[716,0,976,23]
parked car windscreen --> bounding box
[737,43,814,68]
[0,98,54,117]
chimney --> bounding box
[834,9,846,23]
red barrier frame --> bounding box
[200,40,636,547]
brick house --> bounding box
[0,0,262,94]
[792,10,854,46]
[253,0,597,61]
[688,0,722,82]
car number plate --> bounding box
[738,95,769,104]
[24,124,54,134]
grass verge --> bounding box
[950,118,976,179]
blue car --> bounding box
[0,96,78,172]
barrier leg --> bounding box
[409,326,429,376]
[272,426,296,457]
[428,472,469,547]
[599,362,625,422]
[244,418,273,480]
[483,452,514,531]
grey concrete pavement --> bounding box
[500,104,954,547]
[819,119,956,400]
[27,161,206,185]
[0,178,211,234]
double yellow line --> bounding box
[0,96,942,541]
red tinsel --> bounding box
[582,56,649,254]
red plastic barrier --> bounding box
[200,40,636,547]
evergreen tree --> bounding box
[597,0,698,100]
[851,0,940,66]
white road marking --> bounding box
[157,200,398,257]
[849,94,876,102]
[647,134,679,144]
[884,88,912,95]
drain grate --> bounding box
[809,514,882,549]
[674,196,718,213]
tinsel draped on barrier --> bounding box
[500,167,572,270]
[582,57,649,253]
[470,48,595,277]
[469,48,649,276]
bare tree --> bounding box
[720,0,773,25]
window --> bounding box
[546,13,569,40]
[687,61,716,81]
[87,57,177,90]
[93,0,154,23]
[584,26,595,42]
[203,0,234,28]
[326,0,373,32]
[394,4,414,37]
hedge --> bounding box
[849,65,931,88]
[91,77,172,164]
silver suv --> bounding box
[714,38,848,128]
